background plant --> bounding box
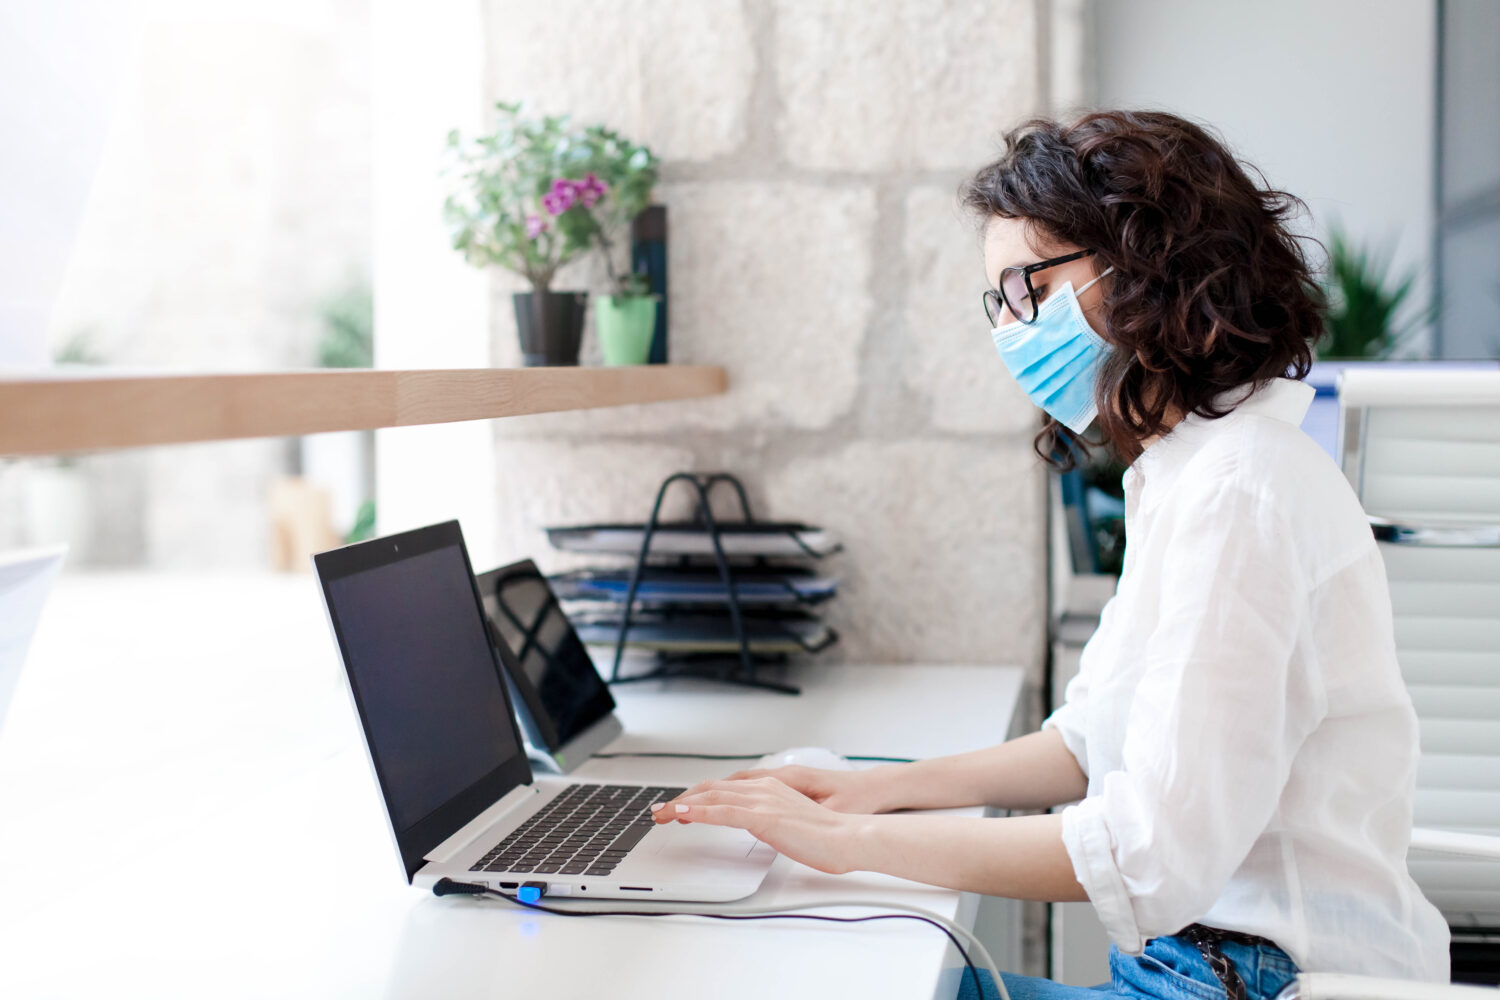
[50,330,104,469]
[442,102,659,295]
[1318,223,1435,359]
[312,280,376,543]
[315,280,373,369]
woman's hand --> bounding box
[649,776,862,875]
[719,764,895,814]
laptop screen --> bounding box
[479,560,615,752]
[315,522,530,881]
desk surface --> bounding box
[0,572,1024,999]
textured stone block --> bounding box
[488,438,699,573]
[493,180,876,436]
[903,185,1039,434]
[483,0,755,163]
[774,0,1038,172]
[763,438,1046,672]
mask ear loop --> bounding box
[1077,264,1115,295]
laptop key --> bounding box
[560,863,588,875]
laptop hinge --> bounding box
[424,784,538,864]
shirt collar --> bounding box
[1122,377,1315,499]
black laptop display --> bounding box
[476,559,616,760]
[314,521,532,881]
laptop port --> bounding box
[620,886,653,892]
[499,882,518,889]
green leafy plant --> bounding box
[54,329,104,366]
[1318,224,1434,359]
[316,281,373,369]
[310,282,375,542]
[51,330,105,468]
[345,499,376,544]
[442,102,660,294]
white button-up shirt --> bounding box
[1044,376,1450,980]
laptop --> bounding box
[0,544,67,735]
[475,558,623,775]
[313,520,776,901]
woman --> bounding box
[649,110,1450,999]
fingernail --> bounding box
[674,804,689,813]
[649,802,663,811]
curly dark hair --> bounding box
[961,109,1327,468]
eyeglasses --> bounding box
[983,248,1097,327]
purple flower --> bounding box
[542,178,578,216]
[578,171,609,208]
[525,214,547,240]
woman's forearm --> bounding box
[867,728,1088,813]
[847,810,1089,901]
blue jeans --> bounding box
[958,933,1300,1000]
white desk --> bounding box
[0,573,1025,999]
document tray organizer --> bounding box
[556,471,841,696]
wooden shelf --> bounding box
[0,365,727,456]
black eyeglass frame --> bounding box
[984,248,1098,326]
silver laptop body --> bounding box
[312,521,775,902]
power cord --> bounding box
[431,877,1007,1000]
[589,751,916,763]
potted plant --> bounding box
[594,242,662,366]
[308,281,376,546]
[1318,224,1435,359]
[588,170,661,366]
[442,102,659,366]
[28,331,102,558]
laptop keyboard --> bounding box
[471,782,687,878]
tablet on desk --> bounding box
[475,558,622,773]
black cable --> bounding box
[431,878,982,996]
[589,751,916,763]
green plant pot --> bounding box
[595,295,659,366]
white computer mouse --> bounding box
[755,746,854,771]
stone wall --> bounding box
[477,0,1051,675]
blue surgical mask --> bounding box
[989,266,1115,434]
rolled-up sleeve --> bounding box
[1041,592,1125,778]
[1058,481,1324,954]
[1041,697,1090,779]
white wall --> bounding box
[1090,0,1437,353]
[370,0,497,562]
[0,1,134,367]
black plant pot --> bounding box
[513,290,587,366]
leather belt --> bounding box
[1179,923,1281,1000]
